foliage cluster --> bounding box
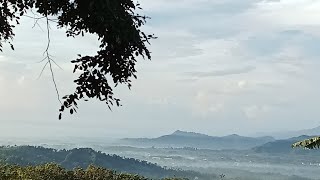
[292,136,320,149]
[0,0,156,118]
[0,163,187,180]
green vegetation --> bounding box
[0,163,186,180]
[0,146,214,180]
[292,136,320,149]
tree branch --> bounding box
[44,16,62,104]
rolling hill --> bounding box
[0,145,214,179]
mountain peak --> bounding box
[172,130,184,134]
[171,130,209,138]
[227,134,240,137]
[223,134,247,139]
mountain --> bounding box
[171,130,210,138]
[252,135,320,154]
[253,126,320,139]
[0,145,213,179]
[119,130,275,150]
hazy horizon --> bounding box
[1,0,320,138]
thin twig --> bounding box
[24,14,46,20]
[37,61,49,79]
[32,18,44,31]
[26,6,63,105]
[44,18,51,53]
[51,59,63,70]
[23,14,57,30]
[45,16,62,104]
[35,56,48,64]
[36,14,62,104]
[48,55,61,104]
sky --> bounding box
[1,0,320,139]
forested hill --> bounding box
[0,145,214,179]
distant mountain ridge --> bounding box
[254,126,320,139]
[120,130,275,150]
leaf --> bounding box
[73,65,78,73]
[58,113,62,120]
[10,44,14,50]
[70,109,73,114]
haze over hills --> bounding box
[254,126,320,139]
[252,135,317,154]
[0,146,212,179]
[119,130,275,150]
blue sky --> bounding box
[1,0,320,138]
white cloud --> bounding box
[243,105,271,120]
[191,90,225,117]
[140,0,261,14]
[0,55,7,62]
[238,80,248,88]
[254,0,320,26]
[17,76,25,85]
[1,0,320,137]
[186,66,255,78]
